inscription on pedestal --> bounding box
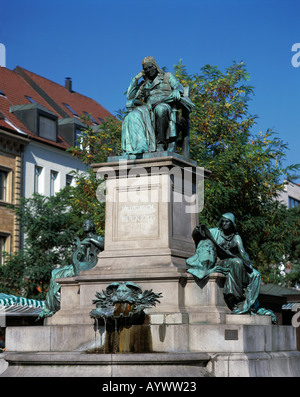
[114,202,159,240]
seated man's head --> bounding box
[142,56,160,81]
[143,62,157,80]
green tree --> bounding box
[64,114,122,235]
[260,204,300,286]
[174,60,300,282]
[66,168,106,235]
[67,114,122,165]
[0,191,78,298]
[0,176,107,299]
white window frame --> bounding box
[34,165,43,194]
[0,234,11,265]
[0,168,12,203]
[66,174,74,186]
[50,170,59,196]
[288,196,300,208]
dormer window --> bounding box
[39,115,56,141]
[10,103,58,142]
[75,128,85,149]
[58,117,85,147]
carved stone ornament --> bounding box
[89,282,162,321]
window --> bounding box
[75,129,90,152]
[66,174,74,186]
[63,103,78,117]
[34,166,43,194]
[39,115,57,141]
[10,103,58,141]
[0,169,12,202]
[25,95,35,103]
[75,129,83,149]
[0,235,6,265]
[50,170,59,196]
[0,170,7,201]
[0,234,10,265]
[289,196,300,208]
[83,112,99,125]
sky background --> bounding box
[0,0,299,181]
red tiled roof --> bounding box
[0,66,113,149]
[14,67,112,122]
[0,67,54,135]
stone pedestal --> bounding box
[47,154,211,324]
[91,154,206,276]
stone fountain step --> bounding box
[2,319,300,377]
[2,349,300,377]
[0,351,212,377]
[4,322,297,354]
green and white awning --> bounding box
[0,293,45,316]
[282,302,300,310]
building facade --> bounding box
[0,65,113,257]
[277,180,300,209]
[0,129,29,262]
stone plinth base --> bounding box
[7,319,289,355]
[2,322,300,377]
[208,351,300,377]
[1,352,211,377]
[2,270,300,377]
[45,273,232,326]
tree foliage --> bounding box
[174,60,300,283]
[66,168,106,235]
[0,191,78,298]
[67,114,122,165]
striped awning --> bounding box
[0,293,45,316]
[282,302,300,310]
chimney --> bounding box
[65,77,72,92]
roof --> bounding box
[0,66,113,149]
[260,283,300,297]
[14,66,112,124]
[0,293,45,317]
[0,66,56,137]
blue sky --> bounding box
[1,0,299,180]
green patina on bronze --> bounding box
[186,213,277,323]
[121,56,194,155]
[38,219,104,319]
[90,281,162,323]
